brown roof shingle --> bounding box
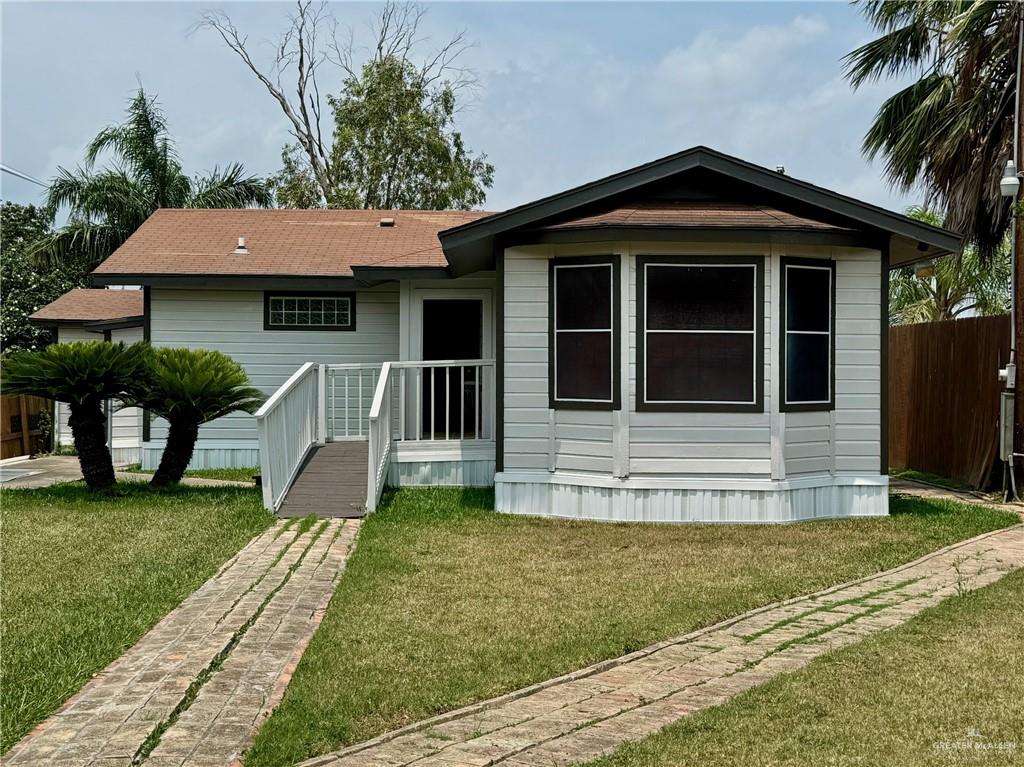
[536,201,856,232]
[30,288,144,324]
[92,208,493,279]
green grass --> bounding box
[891,467,974,492]
[245,488,1017,767]
[587,569,1024,767]
[0,482,272,752]
[121,463,260,483]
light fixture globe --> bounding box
[1001,159,1020,198]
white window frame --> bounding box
[641,260,759,408]
[552,261,616,407]
[782,262,834,408]
[265,294,354,330]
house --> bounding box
[63,147,960,522]
[29,287,145,464]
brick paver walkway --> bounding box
[4,517,360,767]
[300,523,1023,767]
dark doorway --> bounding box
[421,299,483,439]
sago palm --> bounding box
[845,0,1023,257]
[1,341,149,489]
[889,207,1010,324]
[128,348,263,486]
[37,88,272,269]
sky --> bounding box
[1,1,919,215]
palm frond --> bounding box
[189,163,273,209]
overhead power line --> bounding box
[0,163,47,187]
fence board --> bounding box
[0,395,52,459]
[888,315,1009,488]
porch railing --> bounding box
[255,362,320,512]
[257,358,495,513]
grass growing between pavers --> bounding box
[0,482,272,753]
[122,463,260,483]
[245,489,1018,766]
[587,568,1024,767]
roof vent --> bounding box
[234,236,248,255]
[775,165,786,175]
[379,217,396,228]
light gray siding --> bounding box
[148,286,400,452]
[499,241,885,523]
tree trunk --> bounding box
[68,398,115,490]
[151,419,199,487]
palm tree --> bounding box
[845,1,1022,258]
[37,88,272,269]
[128,348,263,486]
[1,341,149,490]
[890,207,1011,324]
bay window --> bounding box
[638,257,763,411]
[549,256,620,409]
[781,258,835,410]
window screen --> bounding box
[550,259,618,407]
[640,260,760,409]
[782,261,833,408]
[265,294,354,330]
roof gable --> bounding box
[439,146,961,273]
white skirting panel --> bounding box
[495,472,888,524]
[141,443,261,470]
[389,459,495,487]
[111,446,141,466]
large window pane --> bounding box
[646,265,754,331]
[786,267,830,332]
[556,332,612,401]
[646,333,754,403]
[556,265,612,329]
[786,334,829,402]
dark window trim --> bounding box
[142,286,151,443]
[779,256,836,412]
[548,255,621,411]
[263,290,357,332]
[636,255,765,413]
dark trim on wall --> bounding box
[352,266,452,285]
[494,246,505,473]
[779,256,837,413]
[548,255,622,411]
[636,255,765,413]
[262,290,357,332]
[93,273,359,290]
[142,286,151,443]
[507,226,875,250]
[880,240,890,475]
[29,316,144,330]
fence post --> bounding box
[19,396,30,455]
[317,364,327,445]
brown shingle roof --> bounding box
[92,208,493,278]
[30,288,144,324]
[535,201,856,232]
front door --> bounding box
[421,299,483,439]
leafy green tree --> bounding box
[37,88,272,270]
[273,55,493,208]
[200,1,493,210]
[845,1,1021,257]
[890,207,1010,324]
[128,348,263,486]
[0,202,87,353]
[1,341,149,489]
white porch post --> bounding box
[317,364,327,445]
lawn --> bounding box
[245,488,1017,766]
[121,463,260,483]
[588,569,1024,767]
[890,467,975,492]
[0,482,272,753]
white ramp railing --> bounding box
[255,362,320,511]
[325,364,382,439]
[366,362,393,512]
[390,359,496,442]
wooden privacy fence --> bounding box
[888,315,1009,488]
[0,394,52,459]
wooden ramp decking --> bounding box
[277,441,368,518]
